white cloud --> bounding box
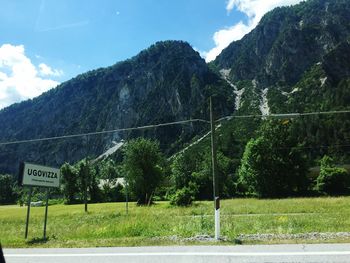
[193,47,209,60]
[39,63,63,77]
[205,0,303,62]
[0,44,61,109]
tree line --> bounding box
[1,119,349,206]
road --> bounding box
[4,244,350,263]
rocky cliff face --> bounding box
[213,0,350,116]
[211,0,350,163]
[0,41,232,174]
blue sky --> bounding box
[0,0,302,109]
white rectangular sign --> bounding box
[22,163,60,188]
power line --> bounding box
[170,110,350,157]
[273,143,350,150]
[169,124,223,160]
[1,109,349,147]
[216,110,350,123]
[0,119,210,146]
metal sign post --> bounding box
[125,180,129,215]
[25,186,33,239]
[43,188,49,239]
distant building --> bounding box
[98,178,125,189]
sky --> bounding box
[0,0,303,109]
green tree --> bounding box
[0,174,17,204]
[315,155,349,195]
[76,159,95,210]
[171,147,234,200]
[89,171,102,203]
[99,159,119,180]
[97,160,125,202]
[123,138,165,205]
[238,120,309,198]
[101,182,125,202]
[60,163,78,204]
[171,148,203,190]
[196,151,235,199]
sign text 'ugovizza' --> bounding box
[22,163,60,188]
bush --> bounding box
[101,183,125,202]
[315,155,349,195]
[170,183,198,206]
[315,167,349,194]
[0,174,17,204]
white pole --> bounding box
[215,208,220,240]
[210,97,220,240]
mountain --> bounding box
[1,0,350,176]
[212,0,350,162]
[214,0,350,88]
[213,0,350,114]
[0,41,233,174]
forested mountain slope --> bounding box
[210,0,350,163]
[1,0,350,177]
[0,41,232,174]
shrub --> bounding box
[101,183,125,202]
[170,183,198,206]
[315,167,349,194]
[0,174,17,204]
[315,155,349,195]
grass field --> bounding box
[1,197,350,248]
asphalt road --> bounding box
[4,244,350,263]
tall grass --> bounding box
[1,197,350,247]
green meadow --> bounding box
[1,197,350,248]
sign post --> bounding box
[19,162,60,240]
[125,180,129,215]
[24,186,33,239]
[43,188,49,239]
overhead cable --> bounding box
[1,110,349,146]
[216,110,350,123]
[0,119,209,146]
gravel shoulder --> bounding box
[151,232,350,244]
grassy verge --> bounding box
[1,197,350,248]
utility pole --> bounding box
[210,96,220,240]
[84,158,88,213]
[84,135,89,213]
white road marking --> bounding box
[6,251,350,257]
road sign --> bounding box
[20,163,60,188]
[19,162,60,239]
